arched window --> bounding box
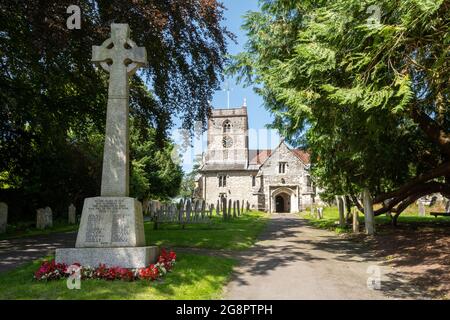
[223,120,231,133]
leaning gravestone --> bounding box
[68,204,76,224]
[0,202,7,233]
[56,24,158,268]
[36,207,53,229]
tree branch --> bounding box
[373,162,450,203]
[410,107,450,156]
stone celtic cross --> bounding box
[92,24,147,197]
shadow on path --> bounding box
[0,232,77,273]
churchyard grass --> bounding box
[300,206,450,234]
[0,253,235,300]
[145,210,269,250]
[0,219,78,241]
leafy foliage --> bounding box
[230,0,449,214]
[0,0,231,219]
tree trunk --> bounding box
[336,196,345,227]
[363,188,375,235]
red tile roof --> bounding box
[292,149,310,164]
[249,148,310,165]
[249,149,272,164]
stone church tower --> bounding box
[205,106,249,166]
[198,101,322,213]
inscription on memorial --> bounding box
[112,214,130,243]
[85,214,106,244]
[84,199,131,245]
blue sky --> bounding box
[171,0,281,172]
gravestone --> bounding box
[201,200,206,219]
[418,201,425,217]
[222,198,227,219]
[246,201,250,212]
[237,200,240,217]
[228,199,232,218]
[68,204,76,224]
[233,201,236,218]
[317,207,324,219]
[241,199,244,214]
[178,199,184,222]
[216,200,220,215]
[209,204,213,218]
[186,199,192,223]
[36,207,53,229]
[56,24,158,268]
[0,202,7,233]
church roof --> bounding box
[249,149,272,165]
[292,149,310,164]
[249,148,310,165]
[200,145,310,172]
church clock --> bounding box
[222,135,233,148]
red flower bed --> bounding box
[33,249,176,282]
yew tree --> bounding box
[230,0,449,221]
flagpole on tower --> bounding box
[222,80,233,109]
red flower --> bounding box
[138,264,159,281]
[33,248,176,282]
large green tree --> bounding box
[231,0,449,222]
[0,0,231,220]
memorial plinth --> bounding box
[56,197,158,268]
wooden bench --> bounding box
[430,212,450,218]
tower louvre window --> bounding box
[223,120,231,133]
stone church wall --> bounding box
[203,171,258,208]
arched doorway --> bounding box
[271,187,297,213]
[275,195,285,212]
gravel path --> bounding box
[223,213,419,300]
[0,231,77,273]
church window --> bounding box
[252,175,256,187]
[219,175,227,187]
[279,162,287,174]
[306,175,312,187]
[223,120,231,133]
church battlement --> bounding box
[210,106,247,118]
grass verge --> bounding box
[145,210,269,250]
[0,253,235,300]
[299,206,450,234]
